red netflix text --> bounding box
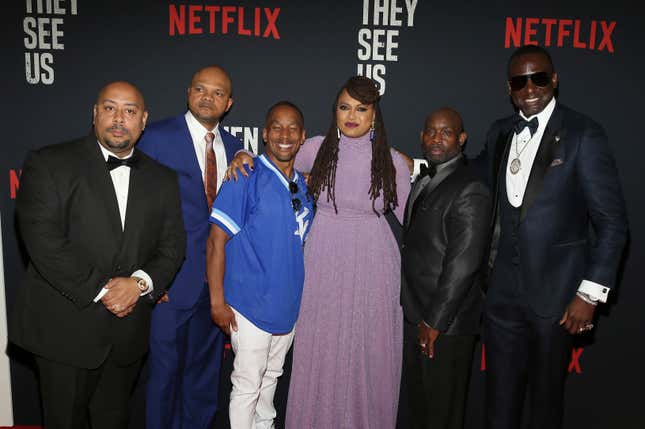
[168,4,280,39]
[481,345,585,374]
[9,169,21,200]
[505,17,616,53]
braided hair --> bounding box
[308,76,398,215]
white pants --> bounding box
[229,307,295,429]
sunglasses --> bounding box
[508,72,552,91]
[289,181,302,212]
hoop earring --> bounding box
[337,127,341,139]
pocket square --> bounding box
[549,158,564,167]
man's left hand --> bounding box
[418,323,440,359]
[101,277,140,318]
[559,295,596,335]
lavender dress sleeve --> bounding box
[294,136,324,173]
[391,149,412,223]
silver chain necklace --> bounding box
[510,135,531,175]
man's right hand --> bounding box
[224,152,254,181]
[156,292,169,304]
[210,303,238,335]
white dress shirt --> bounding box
[94,142,153,302]
[185,111,228,192]
[505,98,608,303]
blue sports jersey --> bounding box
[209,154,314,334]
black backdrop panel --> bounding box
[1,1,643,428]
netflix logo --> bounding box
[505,17,616,53]
[168,4,280,39]
[9,169,21,200]
[480,345,586,374]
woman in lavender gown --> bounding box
[284,76,410,429]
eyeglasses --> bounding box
[508,72,552,91]
[289,181,302,212]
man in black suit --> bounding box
[10,81,186,429]
[400,108,491,429]
[482,45,628,429]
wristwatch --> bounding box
[132,276,148,293]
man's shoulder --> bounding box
[140,115,187,140]
[136,149,179,181]
[31,136,92,161]
[447,161,490,195]
[488,113,516,133]
[219,165,256,193]
[556,103,604,133]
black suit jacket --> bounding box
[482,103,628,317]
[401,158,491,335]
[10,136,186,368]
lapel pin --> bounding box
[554,135,560,143]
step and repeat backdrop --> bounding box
[1,1,643,428]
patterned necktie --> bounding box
[205,132,218,210]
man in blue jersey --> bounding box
[206,101,313,429]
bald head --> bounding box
[93,81,148,157]
[190,66,232,92]
[425,107,463,133]
[96,81,145,109]
[187,66,234,129]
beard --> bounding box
[102,125,132,150]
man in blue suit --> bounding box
[482,45,628,429]
[138,65,243,429]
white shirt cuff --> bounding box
[578,279,610,303]
[93,287,109,302]
[412,158,427,183]
[132,269,154,296]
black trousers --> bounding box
[35,352,142,429]
[484,298,571,429]
[400,321,476,429]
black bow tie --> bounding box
[419,162,436,178]
[513,116,539,137]
[106,154,138,171]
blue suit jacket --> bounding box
[138,115,243,308]
[483,103,628,317]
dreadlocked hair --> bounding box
[308,76,398,215]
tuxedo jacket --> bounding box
[137,115,243,308]
[10,136,186,369]
[483,103,628,317]
[401,158,491,335]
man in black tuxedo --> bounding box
[10,81,186,429]
[400,108,491,429]
[482,45,628,429]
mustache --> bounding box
[424,144,444,152]
[108,125,128,133]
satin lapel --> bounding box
[82,137,124,242]
[520,106,565,221]
[403,188,413,229]
[122,149,145,237]
[491,129,513,227]
[176,118,209,211]
[410,158,462,221]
